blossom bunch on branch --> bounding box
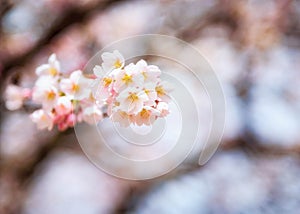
[4,51,172,131]
[93,51,172,127]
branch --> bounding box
[0,0,125,86]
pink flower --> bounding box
[134,106,160,126]
[7,51,173,131]
[57,121,69,131]
[30,109,54,130]
[111,110,134,127]
[66,113,77,127]
[56,113,77,131]
[55,96,73,115]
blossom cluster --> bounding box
[4,51,172,131]
[5,54,102,131]
[93,50,172,127]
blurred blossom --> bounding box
[23,151,132,214]
[134,151,300,214]
[249,46,300,146]
[4,85,29,110]
[87,1,160,45]
[0,112,56,162]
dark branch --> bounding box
[0,0,125,86]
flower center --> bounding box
[114,59,122,68]
[47,90,56,100]
[140,108,150,119]
[128,93,139,102]
[103,77,112,87]
[49,67,58,76]
[72,83,80,92]
[144,89,150,95]
[155,86,165,96]
[142,71,147,79]
[122,74,133,85]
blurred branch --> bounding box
[176,2,238,42]
[0,0,14,23]
[0,0,125,87]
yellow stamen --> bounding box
[155,86,165,96]
[128,93,139,102]
[144,89,150,95]
[103,77,112,87]
[47,90,56,100]
[72,83,80,92]
[114,59,122,68]
[140,108,150,119]
[41,114,48,121]
[49,67,58,76]
[122,74,133,85]
[142,71,147,79]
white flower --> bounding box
[116,87,148,114]
[141,82,158,106]
[60,70,92,100]
[93,65,105,78]
[101,50,125,72]
[5,51,173,131]
[4,85,25,110]
[156,101,170,117]
[82,106,103,124]
[30,109,54,130]
[155,81,173,102]
[136,59,161,82]
[114,63,144,92]
[35,54,60,76]
[32,76,59,111]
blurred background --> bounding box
[1,0,300,213]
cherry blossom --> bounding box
[60,70,92,100]
[32,76,59,111]
[4,50,172,130]
[155,81,172,102]
[156,101,170,117]
[111,110,134,127]
[92,50,173,127]
[101,50,125,72]
[55,96,73,115]
[134,106,160,126]
[116,87,149,114]
[30,109,54,130]
[82,106,103,125]
[136,59,161,82]
[114,63,143,92]
[4,85,29,110]
[35,54,60,77]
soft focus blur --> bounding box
[1,0,300,213]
